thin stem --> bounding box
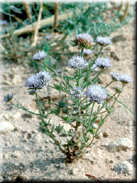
[93,46,103,65]
[105,80,114,88]
[41,60,57,75]
[50,34,68,53]
[112,93,120,106]
[92,69,103,82]
[89,102,95,124]
[81,48,84,57]
[35,92,42,115]
[41,60,67,88]
[106,92,117,103]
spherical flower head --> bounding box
[85,85,107,104]
[25,71,51,93]
[83,49,94,57]
[68,55,88,70]
[120,74,132,84]
[96,36,112,46]
[110,72,121,81]
[95,57,112,69]
[70,87,84,99]
[73,33,94,48]
[33,50,47,61]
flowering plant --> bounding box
[5,33,133,163]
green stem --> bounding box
[112,93,120,106]
[35,92,42,116]
[89,102,95,124]
[92,69,103,82]
[92,46,103,65]
[41,60,67,88]
[106,92,117,103]
[81,48,84,57]
[105,80,114,88]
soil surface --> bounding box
[0,5,136,181]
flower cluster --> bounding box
[110,72,132,83]
[33,50,47,61]
[25,71,51,93]
[68,55,88,69]
[95,57,112,69]
[120,74,132,84]
[96,36,112,46]
[73,33,94,48]
[70,87,84,99]
[110,72,121,81]
[85,85,107,104]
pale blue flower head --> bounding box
[110,72,121,81]
[74,33,94,48]
[68,55,88,69]
[83,49,94,56]
[25,71,51,93]
[96,36,112,46]
[33,50,47,61]
[120,74,132,84]
[95,57,112,69]
[85,85,107,104]
[70,86,84,99]
[4,93,13,102]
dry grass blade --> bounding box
[118,1,123,12]
[122,2,129,19]
[23,1,32,23]
[14,16,26,26]
[31,0,43,47]
[119,2,130,21]
[53,2,59,30]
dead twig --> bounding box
[23,1,32,23]
[0,9,81,39]
[53,2,59,30]
[85,174,101,181]
[31,0,43,47]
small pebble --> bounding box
[103,131,109,137]
[114,161,133,175]
[92,123,98,129]
[68,169,74,175]
[96,132,103,139]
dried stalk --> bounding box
[118,1,123,12]
[122,2,129,20]
[23,2,32,23]
[31,0,43,47]
[14,16,26,26]
[53,2,59,30]
[0,9,82,39]
[119,2,130,21]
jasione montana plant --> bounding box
[5,33,133,163]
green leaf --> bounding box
[55,124,64,134]
[44,44,50,53]
[87,128,94,134]
[91,116,98,124]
